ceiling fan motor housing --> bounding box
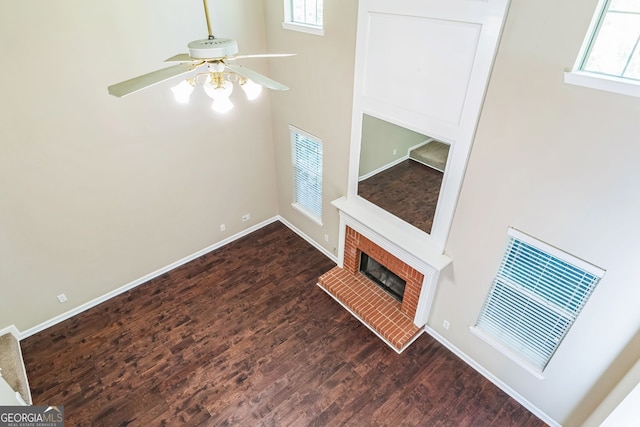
[188,38,239,59]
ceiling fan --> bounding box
[107,0,293,112]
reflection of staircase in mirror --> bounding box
[409,140,450,172]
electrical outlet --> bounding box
[220,224,226,231]
[242,213,250,222]
[442,320,450,330]
[57,294,68,303]
[393,149,397,155]
[324,233,329,242]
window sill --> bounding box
[292,202,323,226]
[469,326,545,380]
[282,22,324,36]
[564,71,640,98]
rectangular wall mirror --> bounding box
[357,114,450,234]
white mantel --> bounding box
[333,196,451,327]
[332,196,450,272]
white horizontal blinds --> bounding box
[291,0,323,26]
[476,231,603,370]
[292,128,323,221]
[582,0,640,79]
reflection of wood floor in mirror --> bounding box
[358,159,443,234]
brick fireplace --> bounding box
[345,227,425,319]
[318,226,427,352]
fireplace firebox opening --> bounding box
[359,252,407,302]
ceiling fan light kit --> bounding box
[107,0,293,114]
[203,76,234,113]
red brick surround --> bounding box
[317,227,426,352]
[342,227,424,319]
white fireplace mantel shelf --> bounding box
[332,196,452,273]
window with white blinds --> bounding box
[290,126,323,224]
[473,228,605,374]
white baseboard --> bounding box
[15,216,336,340]
[358,155,409,182]
[0,325,20,340]
[277,215,338,264]
[18,217,281,340]
[424,326,560,427]
[357,138,436,182]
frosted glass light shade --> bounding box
[203,80,234,113]
[240,79,263,101]
[211,96,234,113]
[171,80,194,104]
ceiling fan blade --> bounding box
[164,53,201,63]
[108,62,203,97]
[229,53,296,60]
[224,63,289,91]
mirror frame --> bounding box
[356,112,450,237]
[347,110,455,253]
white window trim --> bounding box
[564,70,640,98]
[565,0,640,98]
[282,22,324,36]
[290,125,324,226]
[282,0,324,36]
[470,325,546,379]
[291,202,323,226]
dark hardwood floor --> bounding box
[358,160,443,234]
[22,222,542,426]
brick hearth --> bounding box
[317,227,426,352]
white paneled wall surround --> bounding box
[343,0,509,253]
[339,0,509,323]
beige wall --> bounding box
[429,0,640,424]
[0,0,278,331]
[263,0,358,258]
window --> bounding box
[283,0,324,36]
[565,0,640,97]
[471,228,605,377]
[290,126,323,225]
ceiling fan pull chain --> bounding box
[203,0,215,39]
